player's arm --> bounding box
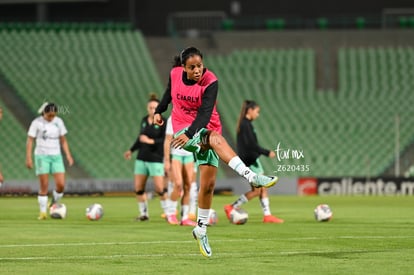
[26,121,38,169]
[124,119,144,160]
[154,78,172,126]
[26,136,34,169]
[60,135,74,166]
[130,138,140,151]
[124,136,140,160]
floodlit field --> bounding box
[0,195,413,274]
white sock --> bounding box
[260,197,271,216]
[228,156,256,182]
[189,182,198,215]
[38,195,48,213]
[181,204,190,220]
[53,190,63,203]
[160,199,168,215]
[197,208,210,235]
[233,194,248,208]
[138,201,148,217]
[167,180,174,197]
[167,199,178,216]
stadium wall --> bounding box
[0,178,297,196]
[0,0,413,35]
[146,29,414,87]
[2,177,414,196]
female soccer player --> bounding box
[164,116,197,226]
[26,102,74,220]
[224,100,284,223]
[124,94,168,222]
[154,47,278,258]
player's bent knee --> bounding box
[156,188,167,197]
[205,130,224,148]
[136,190,145,195]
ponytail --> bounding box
[172,55,181,68]
[236,100,258,134]
[148,93,159,103]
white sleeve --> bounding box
[27,119,38,138]
[58,118,68,136]
[166,116,173,135]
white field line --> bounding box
[1,249,414,261]
[0,235,413,249]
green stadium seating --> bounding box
[0,26,163,179]
[0,100,36,180]
[0,24,228,180]
[2,24,414,179]
[205,47,414,177]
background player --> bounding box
[124,94,168,222]
[224,100,284,223]
[26,102,74,220]
[164,116,197,226]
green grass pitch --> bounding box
[0,195,413,274]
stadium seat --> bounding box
[316,17,328,29]
[266,18,285,30]
[221,19,234,31]
[355,17,366,29]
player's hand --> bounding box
[26,157,33,169]
[269,151,276,158]
[171,133,189,149]
[124,150,132,160]
[66,154,74,166]
[153,113,164,126]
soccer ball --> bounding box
[86,203,104,221]
[314,204,333,222]
[49,203,67,219]
[230,208,248,225]
[208,209,218,226]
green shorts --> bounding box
[35,155,65,175]
[134,160,164,176]
[171,154,195,164]
[175,128,219,168]
[196,149,219,167]
[250,159,264,175]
